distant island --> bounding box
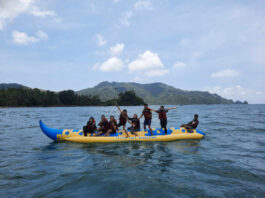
[0,82,247,107]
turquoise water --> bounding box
[0,105,265,198]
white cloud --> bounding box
[128,50,164,72]
[211,69,240,78]
[119,11,133,26]
[0,0,56,30]
[145,69,169,77]
[113,0,120,3]
[97,57,124,72]
[29,5,56,17]
[12,30,48,45]
[95,34,106,47]
[110,43,124,55]
[173,62,186,68]
[203,85,265,104]
[134,0,152,10]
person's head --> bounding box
[110,115,114,121]
[89,117,94,122]
[122,109,127,115]
[194,114,199,120]
[101,115,105,120]
[160,105,165,110]
[133,114,138,118]
[144,104,148,109]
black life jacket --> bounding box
[87,121,96,131]
[108,119,117,130]
[143,109,152,119]
[159,110,167,120]
[131,118,140,129]
[99,119,108,129]
[119,112,127,124]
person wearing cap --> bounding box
[180,114,199,129]
[116,104,129,138]
[83,117,97,136]
[152,106,177,135]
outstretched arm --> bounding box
[126,118,132,124]
[150,109,158,113]
[116,103,122,113]
[139,113,143,119]
[167,107,177,111]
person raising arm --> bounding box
[116,104,129,138]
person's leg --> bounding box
[123,125,129,138]
[104,129,112,136]
[95,130,104,136]
[164,120,168,134]
[148,119,153,135]
[185,125,193,129]
[144,120,147,131]
[83,126,88,136]
[180,124,188,128]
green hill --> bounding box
[0,83,29,90]
[77,81,234,105]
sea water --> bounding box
[0,105,264,198]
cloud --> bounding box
[110,43,124,55]
[145,69,169,77]
[134,0,152,10]
[119,11,133,26]
[203,85,264,104]
[12,30,48,45]
[113,0,120,3]
[173,62,186,68]
[128,50,164,72]
[95,34,106,46]
[96,57,124,72]
[29,5,56,17]
[0,0,56,30]
[211,69,240,78]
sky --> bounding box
[0,0,265,104]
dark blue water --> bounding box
[0,105,265,198]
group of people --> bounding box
[83,104,199,137]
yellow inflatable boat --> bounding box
[39,120,205,143]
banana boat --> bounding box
[39,120,205,143]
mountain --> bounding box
[0,83,29,90]
[77,81,234,105]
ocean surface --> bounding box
[0,105,265,198]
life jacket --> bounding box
[143,108,152,119]
[119,112,127,124]
[191,120,199,129]
[131,118,140,129]
[108,119,117,130]
[87,121,96,131]
[158,110,167,120]
[99,118,108,129]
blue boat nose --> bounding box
[196,129,206,136]
[39,120,63,141]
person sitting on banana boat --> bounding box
[116,104,129,138]
[139,104,153,136]
[95,115,108,136]
[83,117,97,136]
[180,114,199,130]
[104,115,118,136]
[152,106,177,135]
[126,114,140,136]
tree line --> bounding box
[0,88,145,107]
